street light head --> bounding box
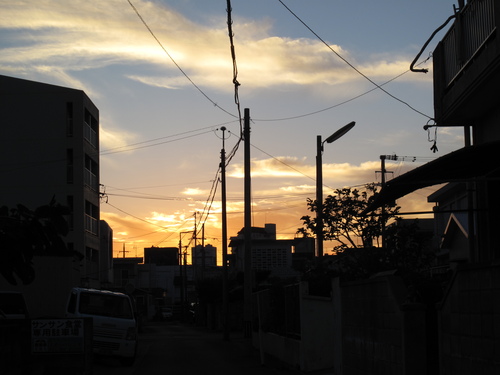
[325,121,356,144]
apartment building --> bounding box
[0,74,101,287]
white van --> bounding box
[65,287,137,365]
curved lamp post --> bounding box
[316,121,355,257]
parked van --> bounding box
[65,287,137,365]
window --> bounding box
[66,195,74,231]
[66,102,73,137]
[66,149,73,184]
[79,292,133,319]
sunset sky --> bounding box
[0,0,465,262]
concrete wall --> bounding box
[341,276,427,375]
[300,282,336,372]
[0,256,80,318]
[252,276,428,374]
[253,281,338,372]
[439,263,500,374]
[253,331,301,369]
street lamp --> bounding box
[316,121,355,257]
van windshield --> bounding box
[79,292,134,319]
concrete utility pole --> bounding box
[179,231,192,320]
[316,135,324,258]
[379,155,390,248]
[220,126,229,340]
[243,108,252,338]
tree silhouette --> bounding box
[298,183,400,253]
[0,198,71,285]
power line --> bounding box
[253,60,430,122]
[100,129,214,155]
[126,0,236,118]
[100,120,238,155]
[104,180,213,191]
[105,201,168,230]
[225,0,244,166]
[277,0,433,120]
[251,143,315,183]
[104,193,192,201]
[194,167,221,237]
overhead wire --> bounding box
[117,1,440,248]
[224,0,244,165]
[126,0,236,118]
[194,166,221,238]
[104,180,213,191]
[105,201,170,230]
[253,58,431,122]
[277,0,433,120]
[100,120,238,155]
[101,129,214,155]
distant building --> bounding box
[229,224,297,278]
[113,257,143,289]
[192,244,217,267]
[0,74,102,287]
[144,247,179,266]
[112,256,195,319]
[99,220,114,285]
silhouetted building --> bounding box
[99,220,113,285]
[0,74,102,287]
[192,244,217,267]
[229,224,297,278]
[144,247,179,266]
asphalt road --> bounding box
[92,321,302,375]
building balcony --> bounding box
[433,0,500,126]
[85,214,99,235]
[84,121,98,148]
[84,169,99,191]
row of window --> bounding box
[66,103,99,191]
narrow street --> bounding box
[92,321,302,375]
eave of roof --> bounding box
[364,140,500,213]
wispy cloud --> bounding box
[0,0,426,93]
[228,157,385,184]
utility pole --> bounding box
[378,155,390,248]
[179,231,192,321]
[121,243,129,258]
[316,135,324,257]
[220,126,229,340]
[194,212,197,248]
[201,223,205,280]
[243,108,252,338]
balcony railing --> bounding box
[84,121,98,148]
[441,0,496,86]
[84,169,98,191]
[85,214,98,235]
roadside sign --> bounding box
[31,318,85,353]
